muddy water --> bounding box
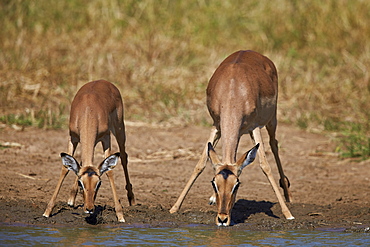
[1,224,369,246]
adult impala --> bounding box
[170,50,294,226]
[43,80,135,222]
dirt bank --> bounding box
[0,122,369,232]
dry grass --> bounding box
[0,0,369,157]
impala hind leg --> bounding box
[251,128,294,220]
[170,126,220,213]
[67,178,79,207]
[114,125,135,206]
[266,117,293,202]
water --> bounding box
[0,224,369,246]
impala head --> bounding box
[60,152,119,214]
[208,142,259,226]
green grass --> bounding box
[0,109,66,129]
[340,134,370,159]
[0,114,33,127]
[330,122,370,160]
[0,0,369,158]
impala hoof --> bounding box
[169,207,178,214]
[209,195,216,205]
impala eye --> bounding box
[78,180,85,190]
[211,179,218,193]
[95,181,101,191]
[231,181,240,194]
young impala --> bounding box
[170,50,294,226]
[43,80,135,222]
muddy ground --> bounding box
[0,122,369,232]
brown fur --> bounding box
[170,51,293,226]
[43,80,135,222]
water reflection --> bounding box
[1,224,369,246]
[51,227,105,246]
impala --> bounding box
[43,80,135,222]
[170,50,294,226]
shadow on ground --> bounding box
[232,199,278,225]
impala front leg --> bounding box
[67,137,79,207]
[170,126,219,213]
[43,166,70,217]
[252,128,294,220]
[106,170,125,222]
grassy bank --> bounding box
[0,0,369,158]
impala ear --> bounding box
[237,143,259,172]
[61,153,80,175]
[207,142,221,170]
[99,153,120,175]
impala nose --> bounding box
[85,207,94,214]
[217,215,229,226]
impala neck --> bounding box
[220,113,242,164]
[78,111,98,167]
